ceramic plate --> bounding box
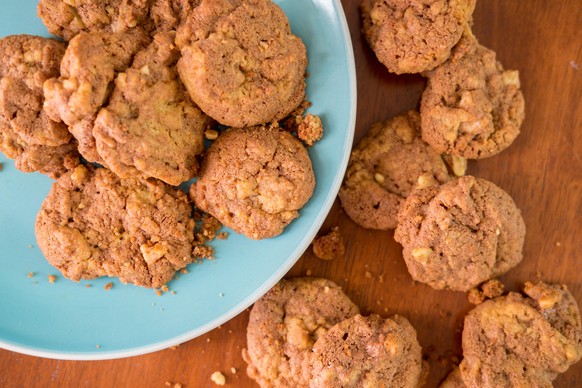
[0,0,356,359]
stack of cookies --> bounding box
[0,0,321,288]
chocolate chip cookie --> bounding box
[339,111,450,230]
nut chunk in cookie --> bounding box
[308,314,425,388]
[458,282,582,387]
[93,32,212,186]
[242,277,360,387]
[37,0,153,41]
[191,126,315,240]
[339,111,450,230]
[35,165,196,289]
[394,176,525,291]
[43,29,150,163]
[0,35,79,178]
[421,33,525,159]
[175,0,307,127]
[360,0,476,74]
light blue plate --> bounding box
[0,0,356,359]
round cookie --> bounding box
[460,282,582,387]
[93,32,211,186]
[37,0,152,41]
[420,33,525,159]
[360,0,476,74]
[0,35,78,178]
[43,29,150,163]
[394,175,525,291]
[339,111,450,230]
[35,164,196,289]
[242,277,360,387]
[175,0,307,127]
[191,126,315,240]
[308,314,424,387]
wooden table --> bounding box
[1,0,581,387]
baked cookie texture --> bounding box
[190,126,315,240]
[360,0,476,74]
[0,34,78,178]
[43,29,150,163]
[339,111,450,230]
[457,282,582,387]
[394,175,525,291]
[150,0,201,32]
[35,165,196,289]
[175,0,307,127]
[93,32,211,186]
[308,314,424,388]
[421,33,525,159]
[37,0,153,41]
[242,277,360,387]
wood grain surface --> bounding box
[1,0,581,387]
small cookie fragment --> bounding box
[459,282,582,387]
[175,0,307,127]
[467,279,504,305]
[35,165,196,289]
[394,176,525,291]
[210,371,226,386]
[360,0,476,74]
[191,126,315,240]
[242,277,360,387]
[421,33,525,159]
[307,314,425,387]
[312,226,345,261]
[297,114,323,146]
[339,111,450,230]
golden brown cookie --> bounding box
[37,0,153,41]
[0,35,79,178]
[339,111,450,230]
[43,29,150,163]
[175,0,307,127]
[360,0,476,74]
[394,175,525,291]
[307,314,424,387]
[420,33,525,159]
[35,165,196,289]
[191,126,315,240]
[242,277,360,387]
[150,0,201,32]
[93,32,211,186]
[459,282,582,387]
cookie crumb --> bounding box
[210,371,226,386]
[165,382,171,387]
[467,288,485,305]
[48,274,57,284]
[0,162,3,172]
[180,268,189,274]
[95,344,101,349]
[230,367,237,374]
[104,282,113,291]
[312,226,345,260]
[85,284,91,288]
[156,290,163,296]
[173,384,183,388]
[305,269,313,276]
[481,279,504,299]
[365,271,373,279]
[297,114,323,146]
[171,290,176,295]
[570,60,579,70]
[27,272,34,278]
[161,285,169,293]
[556,241,562,247]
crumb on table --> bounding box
[211,371,226,386]
[312,226,345,260]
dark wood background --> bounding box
[1,0,581,386]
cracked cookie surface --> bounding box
[360,0,475,74]
[190,126,315,240]
[339,111,450,230]
[394,175,525,291]
[35,165,196,289]
[421,33,525,159]
[243,277,360,388]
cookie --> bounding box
[43,29,150,163]
[175,0,307,127]
[459,282,582,387]
[360,0,476,74]
[308,314,424,387]
[242,277,360,387]
[150,0,201,32]
[35,164,196,289]
[394,175,525,291]
[0,35,78,178]
[420,32,525,159]
[93,32,211,186]
[339,111,450,230]
[190,126,315,240]
[37,0,152,41]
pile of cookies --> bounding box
[0,0,320,288]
